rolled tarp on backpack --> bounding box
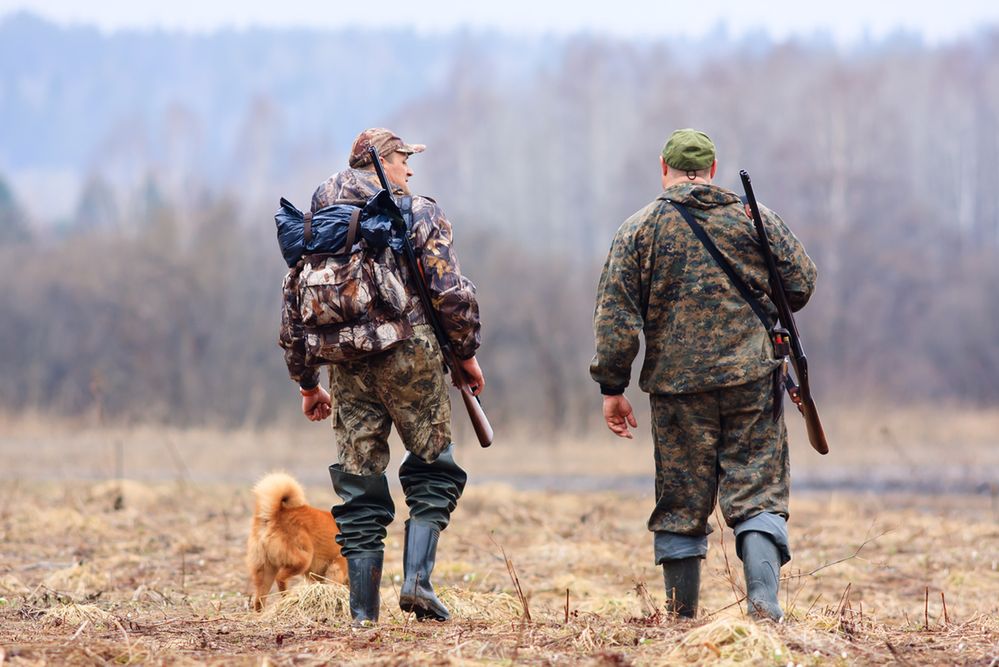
[274,198,357,267]
[274,196,405,267]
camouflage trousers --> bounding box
[648,371,789,537]
[330,324,452,475]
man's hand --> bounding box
[456,356,485,396]
[603,394,637,439]
[301,386,332,422]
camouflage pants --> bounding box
[648,371,789,537]
[330,324,452,475]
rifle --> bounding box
[740,170,829,456]
[368,146,494,448]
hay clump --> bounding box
[43,563,109,596]
[261,581,350,623]
[42,603,116,629]
[668,617,790,665]
[435,588,522,621]
[89,479,163,510]
[0,574,29,595]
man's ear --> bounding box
[709,160,718,179]
[660,155,669,177]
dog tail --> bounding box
[252,472,308,523]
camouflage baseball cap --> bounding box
[661,129,716,170]
[348,128,426,168]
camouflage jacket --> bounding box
[590,182,817,396]
[280,168,480,387]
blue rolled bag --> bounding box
[274,192,405,266]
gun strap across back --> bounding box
[668,200,773,333]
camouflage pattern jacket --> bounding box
[280,168,480,387]
[590,182,817,396]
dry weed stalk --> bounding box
[489,535,531,622]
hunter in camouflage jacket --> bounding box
[279,167,480,388]
[589,182,817,396]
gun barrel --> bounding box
[741,169,828,456]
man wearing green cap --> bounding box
[590,129,817,621]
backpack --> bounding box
[277,198,413,364]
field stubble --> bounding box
[0,414,997,665]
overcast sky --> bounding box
[2,0,998,43]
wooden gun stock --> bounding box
[449,355,494,447]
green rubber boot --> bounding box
[741,531,784,622]
[662,557,701,618]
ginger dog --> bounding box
[246,472,347,611]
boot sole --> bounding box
[399,594,449,621]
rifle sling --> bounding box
[668,200,773,333]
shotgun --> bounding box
[740,170,828,455]
[369,146,494,447]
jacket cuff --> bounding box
[600,383,627,396]
[298,373,320,391]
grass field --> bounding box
[1,416,997,665]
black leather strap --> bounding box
[668,200,773,332]
[303,211,313,245]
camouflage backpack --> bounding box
[287,204,413,364]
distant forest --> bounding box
[2,14,998,431]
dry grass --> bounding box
[0,415,997,665]
[0,472,996,665]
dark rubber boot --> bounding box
[662,557,701,618]
[347,555,383,627]
[741,531,784,622]
[399,520,450,621]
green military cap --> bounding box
[661,129,716,170]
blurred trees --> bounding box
[2,30,999,431]
[0,175,29,243]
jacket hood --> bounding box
[658,182,741,210]
[326,168,382,203]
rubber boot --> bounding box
[741,531,784,621]
[399,519,450,621]
[329,466,395,626]
[662,557,701,618]
[347,555,383,627]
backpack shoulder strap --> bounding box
[338,208,362,255]
[668,200,773,332]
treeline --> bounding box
[2,28,999,432]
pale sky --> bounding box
[1,0,998,43]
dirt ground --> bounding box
[1,473,997,666]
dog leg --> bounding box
[275,566,302,595]
[251,565,276,612]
